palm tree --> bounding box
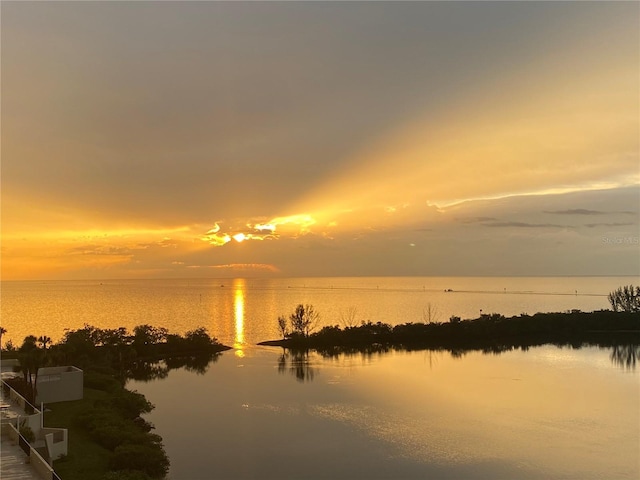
[18,336,42,404]
[0,326,6,350]
[37,335,52,350]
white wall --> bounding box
[43,427,68,461]
[36,367,83,404]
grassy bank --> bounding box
[45,388,112,480]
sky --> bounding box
[1,1,638,280]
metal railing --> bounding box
[18,431,30,455]
[1,379,40,415]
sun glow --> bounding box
[251,223,276,233]
[199,213,320,248]
[269,214,316,233]
[0,226,199,280]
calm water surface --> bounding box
[1,276,636,346]
[2,277,639,478]
[129,345,639,480]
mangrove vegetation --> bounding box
[3,324,230,480]
[261,304,640,356]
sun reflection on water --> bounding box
[233,278,246,357]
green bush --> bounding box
[75,407,118,429]
[183,327,216,350]
[110,443,170,479]
[91,423,149,451]
[84,371,121,392]
[108,390,154,419]
[19,424,35,443]
[102,470,153,480]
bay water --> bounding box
[1,276,634,347]
[1,276,638,478]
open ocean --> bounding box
[1,276,636,347]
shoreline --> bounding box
[257,310,640,352]
[7,311,638,479]
[1,325,230,480]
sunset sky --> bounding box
[2,1,638,280]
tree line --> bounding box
[1,324,226,480]
[2,324,228,405]
[263,302,639,353]
[608,285,640,312]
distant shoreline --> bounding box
[257,310,640,353]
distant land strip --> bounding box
[278,285,608,297]
[258,310,640,352]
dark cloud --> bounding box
[483,221,569,229]
[584,222,635,228]
[456,217,499,224]
[544,209,637,216]
[544,209,605,215]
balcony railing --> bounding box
[1,379,41,416]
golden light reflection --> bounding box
[233,278,246,357]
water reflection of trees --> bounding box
[609,345,640,371]
[276,342,639,383]
[435,341,640,367]
[277,350,316,382]
[126,353,221,382]
[315,343,391,359]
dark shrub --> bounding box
[84,371,121,392]
[102,469,153,480]
[110,444,170,478]
[91,424,142,451]
[109,390,154,419]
